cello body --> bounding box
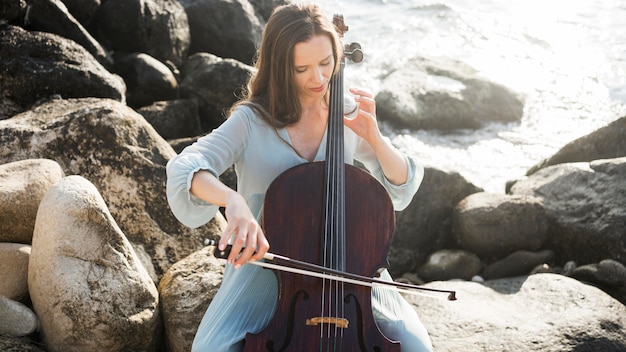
[244,162,400,351]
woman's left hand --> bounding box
[343,88,383,147]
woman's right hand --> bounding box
[190,170,269,269]
[219,192,270,269]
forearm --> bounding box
[369,135,408,185]
[190,170,240,207]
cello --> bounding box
[240,15,402,351]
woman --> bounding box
[166,3,433,351]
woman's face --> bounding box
[292,34,335,103]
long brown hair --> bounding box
[233,3,343,128]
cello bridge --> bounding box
[306,317,349,329]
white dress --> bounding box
[166,105,433,352]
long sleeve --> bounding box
[165,108,251,228]
[354,136,424,211]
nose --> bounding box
[312,65,324,83]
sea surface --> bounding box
[295,0,626,192]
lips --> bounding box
[310,84,326,93]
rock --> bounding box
[0,159,65,244]
[94,0,190,67]
[0,335,46,352]
[527,115,626,175]
[137,99,202,139]
[410,274,626,351]
[0,98,226,278]
[0,25,125,120]
[571,259,626,288]
[158,246,224,352]
[179,0,264,65]
[376,56,524,130]
[114,53,178,108]
[482,249,554,280]
[0,0,28,23]
[390,167,482,276]
[180,53,255,131]
[61,0,101,27]
[0,295,39,337]
[0,243,31,302]
[25,0,113,67]
[28,175,160,351]
[418,249,482,281]
[248,0,289,21]
[452,192,548,259]
[510,157,626,266]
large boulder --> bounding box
[180,52,255,130]
[158,245,224,352]
[0,98,226,278]
[28,175,160,351]
[510,157,626,266]
[114,52,178,108]
[179,0,264,65]
[137,99,203,140]
[390,167,481,276]
[0,159,65,244]
[93,0,190,67]
[411,274,626,351]
[376,56,524,130]
[452,192,548,259]
[23,0,112,67]
[0,25,125,120]
[528,115,626,175]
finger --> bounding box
[250,230,269,262]
[235,235,256,269]
[228,230,246,265]
[349,87,373,98]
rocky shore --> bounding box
[1,0,625,351]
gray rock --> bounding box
[527,115,626,175]
[26,0,112,67]
[180,53,255,131]
[410,274,626,351]
[0,25,125,120]
[179,0,263,65]
[94,0,190,67]
[376,56,524,130]
[0,295,38,337]
[510,157,626,266]
[115,53,178,108]
[571,259,626,287]
[138,99,202,139]
[29,175,160,351]
[418,249,482,281]
[452,192,548,258]
[391,167,482,276]
[482,249,554,280]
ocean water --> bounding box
[294,0,626,192]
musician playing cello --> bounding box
[166,3,433,351]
